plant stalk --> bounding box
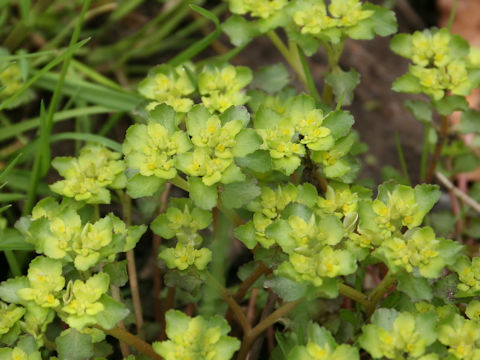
[425,115,449,183]
[99,326,162,360]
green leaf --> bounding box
[236,150,273,173]
[452,153,479,174]
[189,176,218,210]
[390,33,412,58]
[433,95,468,116]
[221,178,261,209]
[232,129,262,157]
[456,109,480,134]
[126,174,165,198]
[234,221,257,249]
[392,72,422,94]
[0,229,34,251]
[56,329,93,360]
[397,272,433,301]
[251,64,290,94]
[0,276,29,303]
[322,110,354,140]
[96,295,130,330]
[286,28,321,56]
[103,261,128,287]
[222,15,259,46]
[433,273,457,303]
[264,276,310,301]
[414,184,441,217]
[324,68,360,106]
[149,104,177,133]
[220,105,250,127]
[296,183,318,207]
[404,99,432,123]
[266,219,296,253]
[365,4,398,36]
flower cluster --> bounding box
[153,310,240,360]
[176,105,260,187]
[139,63,252,114]
[237,183,317,249]
[453,256,480,296]
[61,273,110,329]
[0,255,127,334]
[391,28,477,100]
[289,324,359,360]
[293,0,374,41]
[359,309,437,359]
[252,93,354,178]
[17,197,146,271]
[138,64,195,113]
[198,64,252,113]
[50,144,126,204]
[229,0,289,19]
[358,184,462,278]
[152,198,213,270]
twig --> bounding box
[160,286,177,340]
[425,115,449,183]
[249,291,278,360]
[153,184,172,323]
[98,326,162,360]
[236,299,301,360]
[436,171,480,214]
[338,283,370,308]
[235,262,271,300]
[207,271,251,335]
[110,285,131,357]
[247,288,259,324]
[120,191,144,336]
[365,271,396,317]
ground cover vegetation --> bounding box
[1,0,480,359]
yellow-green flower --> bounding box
[138,64,195,113]
[0,347,41,360]
[198,64,252,113]
[0,302,25,335]
[50,144,126,204]
[392,28,475,100]
[159,243,212,271]
[123,121,191,180]
[61,273,109,330]
[438,314,480,360]
[229,0,288,19]
[359,309,437,359]
[17,257,65,309]
[153,310,240,360]
[289,324,359,360]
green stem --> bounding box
[338,283,370,308]
[420,122,431,182]
[447,0,458,30]
[425,115,449,184]
[365,271,396,316]
[99,326,162,360]
[170,175,189,192]
[234,262,271,301]
[322,39,345,105]
[119,190,144,336]
[236,300,301,360]
[207,271,251,335]
[266,30,307,86]
[296,44,321,102]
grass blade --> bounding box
[168,4,222,66]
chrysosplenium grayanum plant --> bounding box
[2,0,480,359]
